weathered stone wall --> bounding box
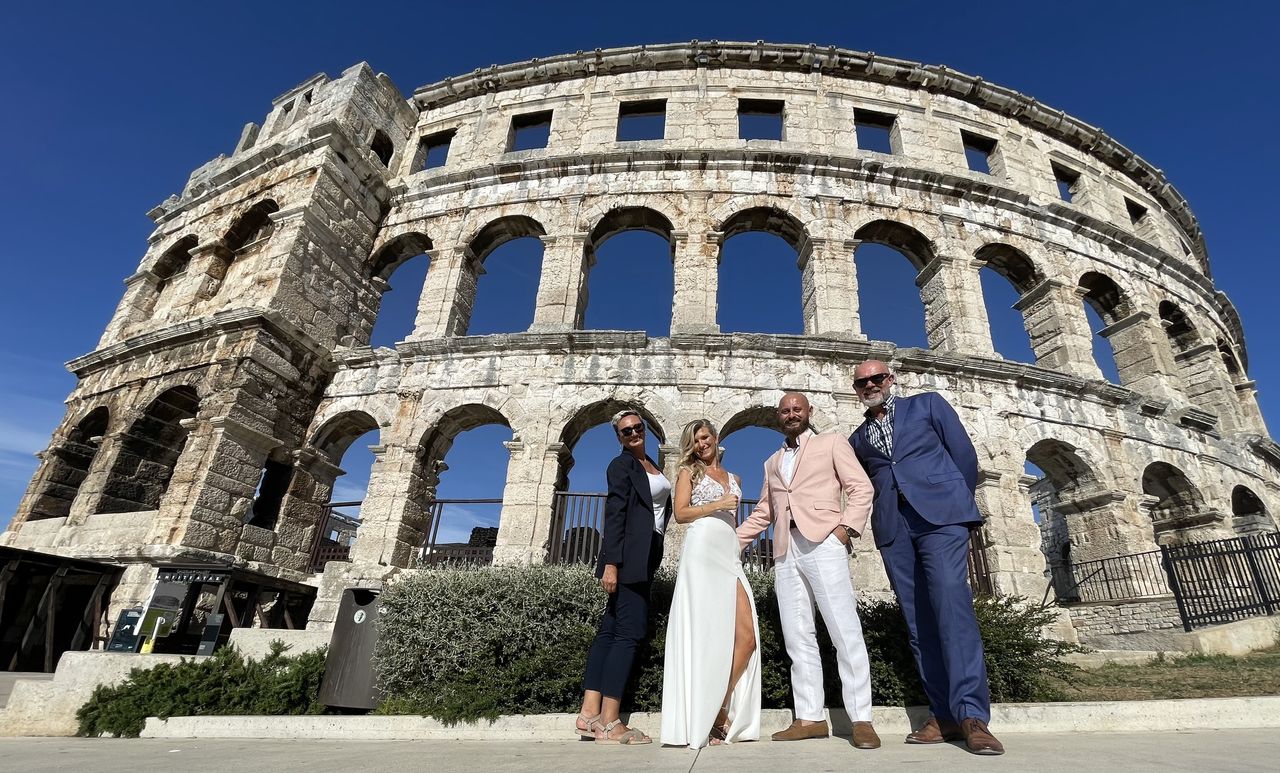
[4,43,1277,634]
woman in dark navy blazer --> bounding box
[573,409,671,745]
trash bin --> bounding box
[317,588,383,711]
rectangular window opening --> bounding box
[738,98,785,141]
[1124,197,1148,227]
[961,130,997,174]
[854,108,897,155]
[617,99,666,141]
[508,110,553,152]
[420,129,455,170]
[1052,162,1080,203]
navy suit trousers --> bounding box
[879,499,991,723]
[583,532,661,700]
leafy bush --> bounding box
[76,641,327,738]
[375,564,1078,722]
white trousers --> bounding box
[774,529,874,722]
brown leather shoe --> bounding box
[850,721,881,749]
[771,719,830,741]
[905,716,964,744]
[960,718,1005,756]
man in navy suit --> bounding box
[848,360,1004,756]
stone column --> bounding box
[974,469,1052,599]
[530,235,591,332]
[97,271,162,347]
[916,256,996,355]
[802,238,862,339]
[670,230,720,334]
[1013,279,1104,380]
[409,246,477,339]
[1098,311,1180,400]
[348,442,434,568]
[1172,343,1245,432]
[492,438,564,565]
[162,415,277,556]
[274,447,345,572]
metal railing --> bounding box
[1053,549,1171,603]
[1165,531,1280,631]
[414,498,503,568]
[308,501,361,572]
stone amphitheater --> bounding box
[4,42,1277,649]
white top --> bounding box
[648,471,672,534]
[779,429,814,485]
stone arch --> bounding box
[1231,485,1273,535]
[975,243,1041,362]
[364,231,435,346]
[718,206,810,253]
[152,235,198,296]
[97,386,200,514]
[558,397,670,452]
[1218,338,1243,379]
[1158,300,1201,354]
[1141,461,1210,545]
[310,410,381,466]
[370,129,394,167]
[1078,271,1133,323]
[368,232,433,282]
[467,214,547,264]
[416,403,514,472]
[715,206,810,333]
[209,199,281,298]
[26,407,111,521]
[719,405,782,439]
[581,206,676,334]
[853,219,937,270]
[1078,270,1142,384]
[975,243,1041,295]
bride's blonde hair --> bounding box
[678,418,721,486]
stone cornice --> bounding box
[390,148,1221,309]
[66,308,335,377]
[409,41,1204,262]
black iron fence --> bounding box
[414,498,503,568]
[1052,549,1170,604]
[1165,531,1280,631]
[1051,532,1280,632]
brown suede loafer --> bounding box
[905,716,964,744]
[851,721,881,749]
[771,719,830,741]
[960,718,1005,755]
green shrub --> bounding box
[375,564,1078,722]
[76,641,327,738]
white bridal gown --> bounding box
[660,472,761,748]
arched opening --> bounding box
[1078,271,1131,384]
[245,448,294,531]
[367,232,433,347]
[1025,439,1106,600]
[26,407,110,520]
[97,387,199,514]
[149,235,198,317]
[853,220,932,348]
[308,411,381,565]
[415,405,513,566]
[582,207,675,336]
[716,207,807,334]
[1231,485,1273,535]
[370,130,394,167]
[1141,461,1209,545]
[1218,338,1243,379]
[720,407,785,569]
[549,400,667,565]
[211,199,281,299]
[465,216,546,335]
[976,244,1039,363]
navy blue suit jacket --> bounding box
[848,392,982,548]
[596,452,667,584]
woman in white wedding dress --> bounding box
[660,419,761,748]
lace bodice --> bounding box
[690,471,741,509]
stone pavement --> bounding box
[2,731,1277,772]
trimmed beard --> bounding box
[859,393,886,409]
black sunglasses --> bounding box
[619,425,646,437]
[854,373,892,389]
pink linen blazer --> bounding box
[735,430,874,559]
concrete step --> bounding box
[0,673,53,710]
[141,695,1280,740]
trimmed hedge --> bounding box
[76,641,327,738]
[375,564,1078,722]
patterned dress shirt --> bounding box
[863,394,896,458]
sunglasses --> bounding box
[619,425,646,437]
[854,373,892,389]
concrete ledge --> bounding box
[226,628,330,661]
[141,696,1280,740]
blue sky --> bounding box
[1,2,1276,542]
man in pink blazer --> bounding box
[737,392,879,750]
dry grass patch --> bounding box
[1053,644,1280,701]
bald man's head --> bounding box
[854,359,895,409]
[777,392,812,440]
